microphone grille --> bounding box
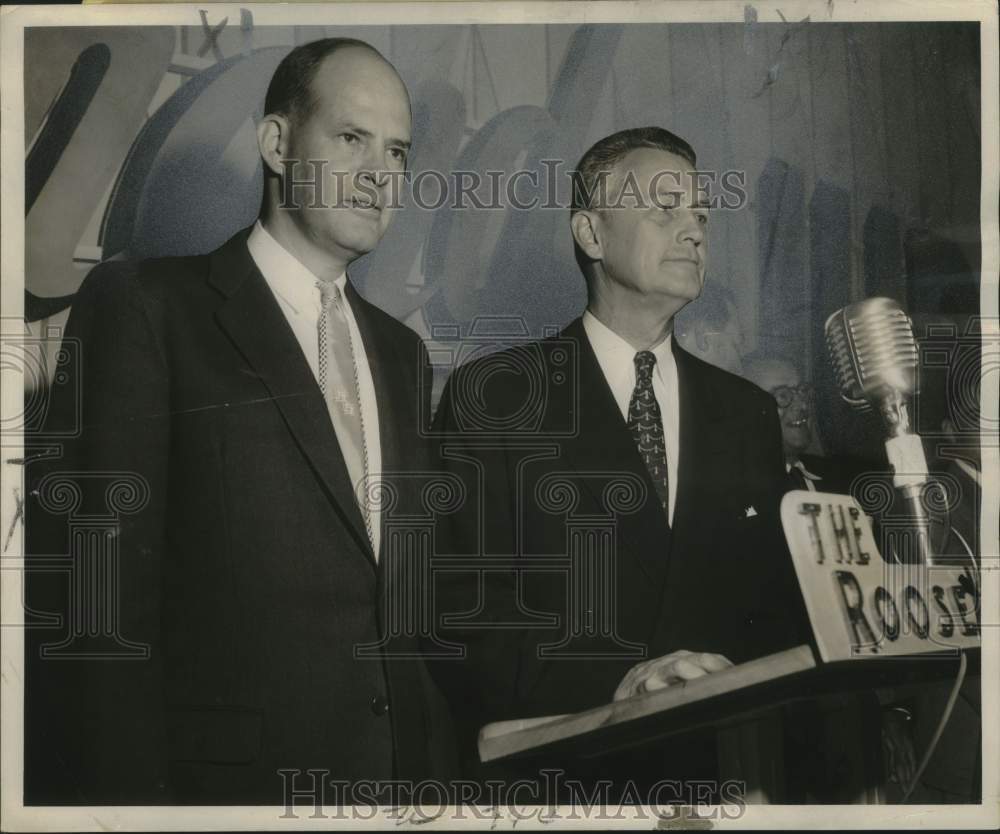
[825,307,870,410]
[825,297,918,410]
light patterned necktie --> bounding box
[317,280,373,550]
[628,350,670,523]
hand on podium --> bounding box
[613,650,734,701]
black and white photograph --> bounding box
[1,0,997,829]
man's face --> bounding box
[282,47,411,264]
[592,147,708,312]
[754,360,813,457]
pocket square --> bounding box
[744,506,758,518]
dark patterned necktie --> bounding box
[628,350,670,521]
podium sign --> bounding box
[781,491,980,663]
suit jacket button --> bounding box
[370,694,389,716]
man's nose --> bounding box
[356,145,390,189]
[676,210,704,245]
[789,397,811,417]
[357,166,385,191]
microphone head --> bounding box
[824,297,918,411]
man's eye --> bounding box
[696,213,709,225]
[388,147,407,162]
[340,133,360,145]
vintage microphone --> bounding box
[824,297,934,564]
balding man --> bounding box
[26,39,447,804]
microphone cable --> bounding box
[900,650,969,803]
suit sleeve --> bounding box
[25,264,173,803]
[426,366,532,760]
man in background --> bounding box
[742,354,870,496]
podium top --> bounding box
[478,644,977,764]
[479,645,816,763]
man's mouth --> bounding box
[350,195,381,212]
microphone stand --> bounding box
[876,387,935,566]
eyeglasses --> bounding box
[770,383,813,408]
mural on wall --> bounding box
[23,17,983,458]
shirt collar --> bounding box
[582,309,673,381]
[247,220,347,314]
[786,458,823,482]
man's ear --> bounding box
[570,210,603,261]
[257,113,291,177]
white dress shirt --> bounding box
[583,310,680,525]
[247,220,382,558]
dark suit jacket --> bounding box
[25,229,452,804]
[429,318,810,773]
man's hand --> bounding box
[613,650,733,702]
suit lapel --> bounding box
[345,280,425,575]
[554,319,671,586]
[669,340,744,564]
[208,231,376,566]
[344,281,408,481]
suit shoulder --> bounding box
[450,337,552,379]
[441,338,553,414]
[351,291,426,350]
[734,373,780,412]
[683,351,777,413]
[77,253,209,307]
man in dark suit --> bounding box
[431,127,808,784]
[25,38,450,805]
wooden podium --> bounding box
[478,645,980,803]
[478,492,981,803]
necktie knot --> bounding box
[634,350,657,383]
[318,280,341,310]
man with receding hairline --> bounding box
[26,38,451,804]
